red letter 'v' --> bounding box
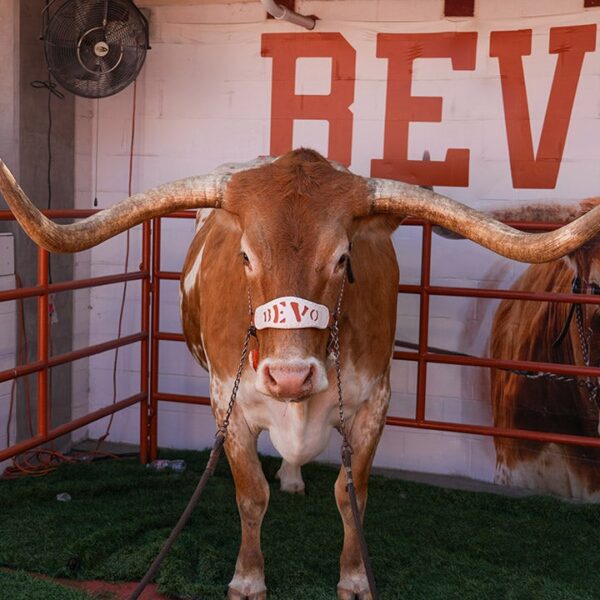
[490,25,596,189]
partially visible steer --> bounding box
[3,149,600,598]
[490,201,600,501]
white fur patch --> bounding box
[209,368,380,468]
[495,443,600,501]
[276,460,305,493]
[228,571,266,597]
[183,242,206,294]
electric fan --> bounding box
[43,0,149,99]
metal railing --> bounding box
[2,210,600,466]
[150,216,600,459]
[0,210,151,463]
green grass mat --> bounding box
[1,449,600,599]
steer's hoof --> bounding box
[337,585,372,600]
[275,462,305,494]
[227,586,267,600]
[279,479,305,495]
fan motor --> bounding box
[43,0,150,99]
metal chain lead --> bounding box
[218,324,255,437]
[131,316,257,600]
[495,303,600,409]
[329,272,378,600]
[574,304,600,409]
[330,275,351,448]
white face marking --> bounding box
[183,241,206,294]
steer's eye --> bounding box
[241,252,250,267]
[592,283,600,295]
[336,254,347,270]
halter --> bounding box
[552,275,600,411]
[552,277,584,347]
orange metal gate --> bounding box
[0,210,151,463]
[2,209,600,467]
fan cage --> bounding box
[44,0,149,99]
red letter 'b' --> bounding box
[262,33,356,166]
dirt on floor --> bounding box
[1,569,173,600]
[56,578,172,600]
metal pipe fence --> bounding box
[149,215,600,458]
[0,210,151,463]
[2,208,600,466]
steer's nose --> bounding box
[259,361,315,399]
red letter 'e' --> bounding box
[371,32,477,187]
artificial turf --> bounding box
[1,448,599,600]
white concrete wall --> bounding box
[0,1,19,469]
[73,0,600,482]
[0,234,17,472]
[0,0,19,173]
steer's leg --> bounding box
[335,376,390,600]
[225,419,269,600]
[276,460,305,494]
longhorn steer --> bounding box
[490,201,600,501]
[3,149,600,599]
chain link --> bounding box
[329,275,352,454]
[503,303,600,409]
[330,272,378,599]
[218,325,254,437]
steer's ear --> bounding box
[353,213,404,235]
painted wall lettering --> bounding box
[262,25,597,190]
[490,25,596,188]
[371,32,477,187]
[261,33,356,166]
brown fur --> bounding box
[180,149,398,598]
[491,198,600,499]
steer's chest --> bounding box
[210,367,377,466]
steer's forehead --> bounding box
[224,151,366,232]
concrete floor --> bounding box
[73,438,536,499]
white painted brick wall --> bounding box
[72,0,600,484]
[0,234,16,472]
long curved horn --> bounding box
[0,157,274,253]
[367,178,600,263]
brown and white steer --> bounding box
[3,149,600,599]
[490,201,600,502]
